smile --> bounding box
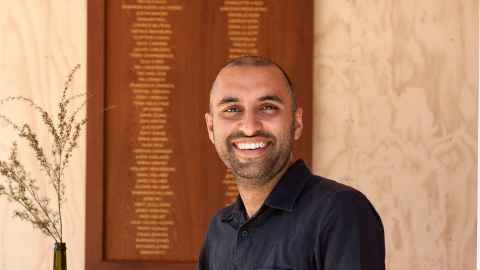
[231,138,272,154]
[235,142,267,150]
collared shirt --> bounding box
[197,159,385,270]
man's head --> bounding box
[205,56,303,186]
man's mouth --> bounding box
[234,141,268,150]
[230,139,271,158]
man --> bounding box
[198,56,385,270]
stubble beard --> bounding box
[215,123,295,186]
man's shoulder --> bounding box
[302,174,383,226]
[303,174,364,199]
[287,160,364,200]
[300,174,379,215]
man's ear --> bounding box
[293,107,303,140]
[205,113,214,144]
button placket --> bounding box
[233,227,251,263]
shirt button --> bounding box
[240,230,249,239]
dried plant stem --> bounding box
[24,180,58,234]
[23,181,61,241]
[57,151,63,242]
[0,65,86,243]
[14,195,59,242]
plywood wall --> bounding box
[313,0,477,269]
[0,0,476,269]
[0,1,85,270]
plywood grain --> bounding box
[0,1,85,270]
[313,0,477,269]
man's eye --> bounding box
[224,107,240,113]
[260,104,278,111]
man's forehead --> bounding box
[216,65,285,82]
[211,65,289,100]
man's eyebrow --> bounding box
[258,95,284,104]
[216,96,239,107]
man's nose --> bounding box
[239,111,262,136]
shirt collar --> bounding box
[220,159,311,222]
[263,159,311,212]
[220,195,245,223]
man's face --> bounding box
[205,66,303,185]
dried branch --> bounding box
[0,144,61,241]
[0,65,86,243]
[0,96,60,146]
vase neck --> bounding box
[55,242,66,251]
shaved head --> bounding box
[210,56,297,112]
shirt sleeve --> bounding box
[316,190,385,270]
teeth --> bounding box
[236,142,266,150]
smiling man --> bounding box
[198,56,385,270]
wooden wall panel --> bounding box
[313,0,477,269]
[87,0,312,269]
[0,1,86,270]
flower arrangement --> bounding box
[0,65,86,244]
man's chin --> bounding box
[233,171,270,184]
[230,160,273,181]
[231,155,267,168]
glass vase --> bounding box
[53,242,67,270]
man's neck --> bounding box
[236,163,291,219]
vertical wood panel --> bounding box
[87,0,312,268]
[0,1,86,270]
[313,0,477,269]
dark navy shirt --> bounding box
[197,160,385,270]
